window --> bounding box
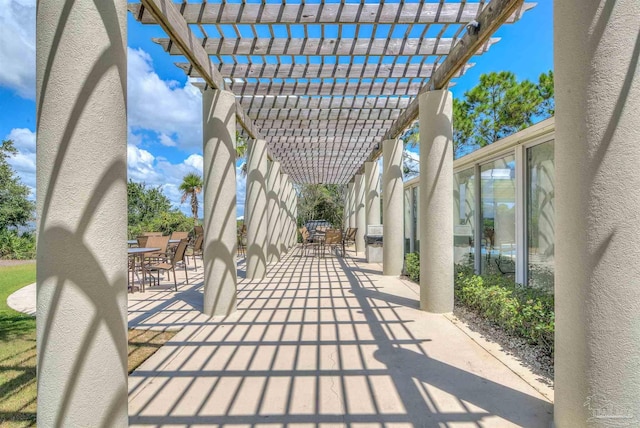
[481,155,516,275]
[527,141,555,292]
[453,168,475,269]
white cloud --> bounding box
[0,0,36,99]
[127,47,203,150]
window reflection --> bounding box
[481,156,516,275]
[527,141,555,292]
[453,168,475,269]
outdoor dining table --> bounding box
[127,239,138,246]
[128,247,161,292]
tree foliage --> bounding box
[296,184,345,229]
[179,173,203,221]
[127,180,172,226]
[0,140,34,231]
[402,70,555,161]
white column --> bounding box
[554,1,640,426]
[36,2,128,426]
[202,89,237,317]
[355,174,366,252]
[288,182,296,248]
[279,173,289,255]
[348,182,356,228]
[419,90,454,313]
[343,187,350,229]
[365,161,381,227]
[382,139,404,276]
[267,161,282,263]
[245,139,268,279]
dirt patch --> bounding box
[0,260,35,267]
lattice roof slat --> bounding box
[237,95,414,111]
[262,128,387,138]
[227,79,431,97]
[254,119,396,130]
[155,37,498,57]
[247,108,402,121]
[130,2,534,25]
[177,62,473,80]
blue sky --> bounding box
[0,0,552,217]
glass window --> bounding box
[404,188,412,253]
[481,155,516,275]
[413,186,420,252]
[527,141,555,292]
[454,168,475,269]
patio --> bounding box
[128,250,552,426]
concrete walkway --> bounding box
[128,248,553,427]
[7,282,36,316]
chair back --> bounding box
[316,225,328,234]
[345,228,357,240]
[146,235,169,252]
[194,225,204,236]
[172,240,189,266]
[136,236,149,247]
[193,234,204,251]
[170,231,189,241]
[142,232,163,237]
[325,229,342,245]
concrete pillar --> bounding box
[267,161,282,263]
[382,139,404,276]
[36,2,128,426]
[288,182,296,248]
[245,139,268,279]
[554,1,640,425]
[348,182,356,228]
[365,161,381,227]
[343,188,350,229]
[419,90,454,313]
[202,89,237,317]
[355,174,366,252]
[279,173,289,255]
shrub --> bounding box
[455,271,554,357]
[0,229,36,260]
[128,211,195,239]
[405,252,420,282]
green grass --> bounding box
[0,264,37,427]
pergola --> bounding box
[34,1,640,427]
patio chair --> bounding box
[299,227,312,256]
[187,234,204,268]
[343,227,357,254]
[323,229,344,257]
[170,231,189,241]
[146,239,189,291]
[136,235,149,248]
[142,232,163,237]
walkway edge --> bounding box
[444,312,554,403]
[7,282,36,317]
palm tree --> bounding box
[179,173,203,222]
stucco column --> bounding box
[348,181,356,228]
[554,1,640,426]
[419,90,454,313]
[279,173,289,255]
[382,139,404,276]
[36,2,128,426]
[288,182,296,248]
[365,161,381,227]
[267,161,282,263]
[202,89,237,317]
[354,174,366,252]
[245,139,268,279]
[343,188,350,229]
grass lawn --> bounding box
[0,264,177,427]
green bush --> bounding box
[0,230,36,260]
[455,271,554,357]
[405,252,420,282]
[128,211,195,239]
[403,252,554,357]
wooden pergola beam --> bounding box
[137,0,263,140]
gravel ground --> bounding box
[453,304,554,387]
[0,260,35,267]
